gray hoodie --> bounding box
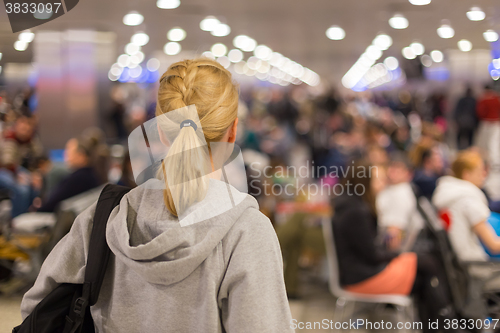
[20,179,294,332]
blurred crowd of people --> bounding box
[1,78,500,328]
[233,81,500,330]
[0,89,135,225]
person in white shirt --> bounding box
[377,153,423,251]
[432,149,497,262]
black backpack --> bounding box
[13,184,131,333]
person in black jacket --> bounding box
[37,137,100,212]
[454,87,477,150]
[332,160,459,333]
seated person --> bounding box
[34,155,70,202]
[1,113,43,172]
[412,145,444,199]
[333,160,458,332]
[37,137,100,212]
[0,114,43,217]
[81,127,110,185]
[377,152,423,251]
[433,150,499,262]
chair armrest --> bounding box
[463,261,500,269]
[463,261,500,287]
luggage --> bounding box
[13,184,130,333]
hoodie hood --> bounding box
[106,178,256,286]
[432,175,488,210]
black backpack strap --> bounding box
[85,184,131,305]
[65,184,130,333]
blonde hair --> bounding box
[156,58,239,216]
[408,137,434,168]
[451,149,483,179]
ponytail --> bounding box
[161,124,211,216]
[156,58,239,217]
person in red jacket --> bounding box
[476,84,500,166]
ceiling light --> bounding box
[410,42,425,55]
[437,23,454,39]
[167,27,186,42]
[202,51,215,59]
[131,33,149,46]
[366,45,382,60]
[421,55,432,67]
[228,49,243,63]
[233,35,248,49]
[108,70,118,81]
[291,63,304,78]
[211,23,231,37]
[389,14,409,29]
[200,16,220,32]
[123,11,144,26]
[484,30,499,42]
[359,55,375,67]
[466,7,485,21]
[458,39,472,52]
[18,30,35,43]
[125,43,140,55]
[254,45,273,60]
[164,42,181,55]
[282,60,295,74]
[491,71,500,81]
[278,57,291,71]
[130,51,145,64]
[217,56,230,69]
[493,59,500,70]
[255,72,268,81]
[156,0,180,9]
[147,58,160,71]
[326,26,345,40]
[233,35,257,52]
[402,47,416,59]
[245,68,256,77]
[430,50,443,63]
[269,52,284,67]
[110,67,123,77]
[211,43,227,57]
[384,57,399,70]
[409,0,431,5]
[247,56,262,70]
[373,34,392,50]
[234,61,246,75]
[14,41,28,51]
[117,54,131,67]
[243,39,257,52]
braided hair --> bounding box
[156,58,239,216]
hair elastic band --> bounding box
[180,119,198,131]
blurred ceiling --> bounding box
[0,0,499,81]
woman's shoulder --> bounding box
[224,197,276,242]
